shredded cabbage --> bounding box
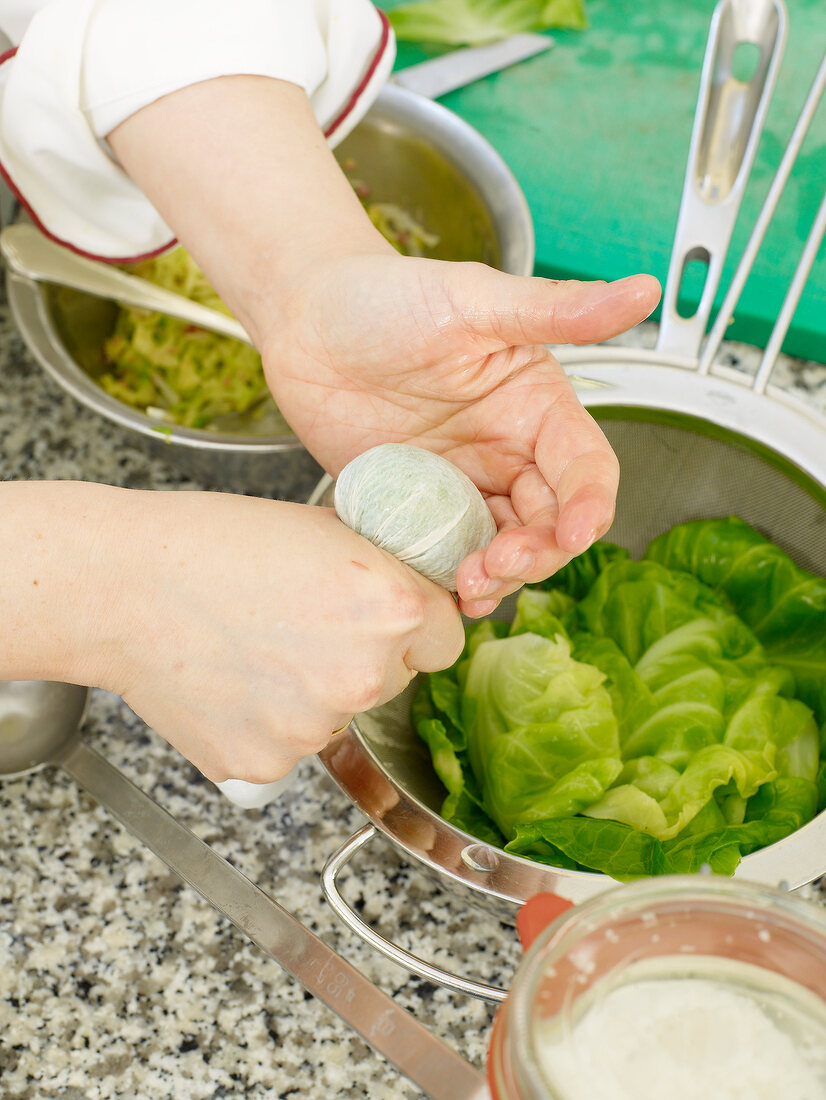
[386,0,587,46]
[101,249,274,431]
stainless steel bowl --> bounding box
[4,84,535,494]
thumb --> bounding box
[450,267,661,348]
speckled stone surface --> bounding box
[0,275,825,1100]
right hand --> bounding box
[74,488,464,784]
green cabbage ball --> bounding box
[334,443,497,589]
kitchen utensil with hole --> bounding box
[312,0,826,1003]
[0,679,487,1099]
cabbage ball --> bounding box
[334,443,497,590]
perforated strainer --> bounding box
[314,0,826,1003]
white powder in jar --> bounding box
[532,956,826,1100]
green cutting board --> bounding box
[381,0,826,364]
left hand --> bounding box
[260,252,660,615]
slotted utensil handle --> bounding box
[656,0,787,359]
[55,738,489,1100]
[697,49,826,383]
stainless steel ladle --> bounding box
[0,679,489,1100]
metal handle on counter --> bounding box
[56,740,490,1100]
[322,824,509,1004]
[655,0,787,360]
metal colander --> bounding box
[314,0,826,1002]
[577,413,826,571]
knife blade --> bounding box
[391,32,554,101]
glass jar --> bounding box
[488,875,826,1100]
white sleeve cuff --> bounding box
[0,0,394,261]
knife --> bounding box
[391,32,554,100]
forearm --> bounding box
[107,75,394,349]
[0,480,463,783]
[0,480,130,685]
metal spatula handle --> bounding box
[56,738,489,1100]
[655,0,787,359]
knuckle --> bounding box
[345,664,387,713]
[382,582,428,634]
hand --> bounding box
[260,253,660,615]
[0,482,463,784]
[107,493,464,782]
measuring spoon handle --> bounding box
[57,738,489,1100]
[655,0,787,359]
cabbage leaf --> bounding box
[386,0,587,47]
[412,518,824,878]
[644,516,826,726]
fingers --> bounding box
[216,572,463,784]
[449,264,661,349]
[456,397,618,606]
[458,484,612,605]
[456,479,561,611]
[534,391,619,554]
[457,526,569,614]
[553,466,617,554]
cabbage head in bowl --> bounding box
[413,517,826,880]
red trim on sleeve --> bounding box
[0,45,177,264]
[0,10,392,266]
[324,9,391,140]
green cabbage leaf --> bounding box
[385,0,587,47]
[644,516,826,727]
[412,518,824,878]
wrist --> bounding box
[107,74,396,349]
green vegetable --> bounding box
[100,248,275,431]
[386,0,587,46]
[412,517,825,878]
[644,516,826,728]
[464,631,622,835]
[334,443,496,590]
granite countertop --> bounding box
[0,277,825,1100]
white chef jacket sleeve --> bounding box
[0,0,394,261]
